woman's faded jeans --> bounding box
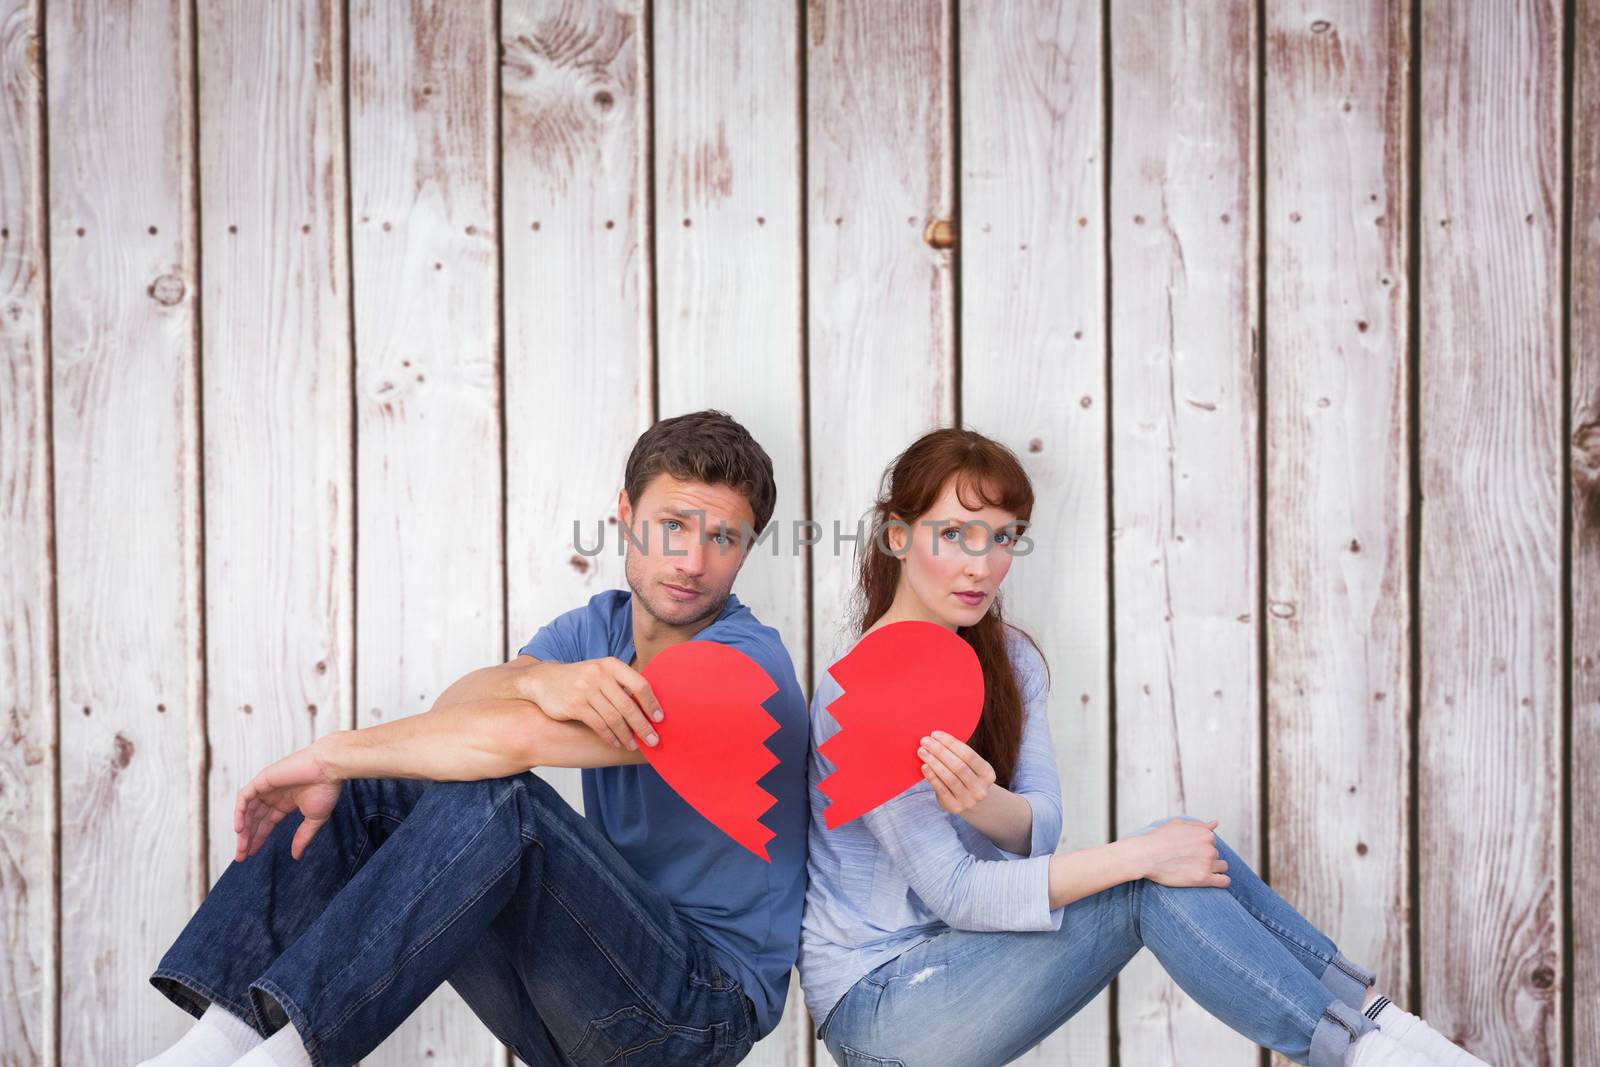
[818,815,1378,1067]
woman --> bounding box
[798,428,1486,1067]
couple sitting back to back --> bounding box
[144,409,1475,1067]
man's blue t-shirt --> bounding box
[517,588,809,1040]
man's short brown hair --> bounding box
[623,410,778,536]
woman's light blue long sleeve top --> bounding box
[797,626,1065,1037]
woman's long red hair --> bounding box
[847,428,1051,789]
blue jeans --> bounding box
[149,770,758,1066]
[818,815,1378,1067]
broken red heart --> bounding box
[638,641,782,861]
[816,620,985,829]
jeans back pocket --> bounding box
[836,1042,908,1067]
[569,1003,726,1065]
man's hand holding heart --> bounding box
[524,656,664,752]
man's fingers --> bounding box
[578,707,621,748]
[291,816,325,861]
[235,779,265,834]
[249,807,286,858]
[593,688,639,749]
[612,664,665,724]
[602,679,658,747]
[238,798,260,856]
[582,701,627,749]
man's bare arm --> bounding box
[434,653,662,752]
[430,654,540,709]
[311,697,646,783]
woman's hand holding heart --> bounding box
[918,730,996,816]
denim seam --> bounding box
[537,813,696,975]
[1320,1005,1360,1041]
[320,836,524,1040]
[341,825,373,885]
[1233,898,1336,970]
[816,993,845,1041]
[250,975,328,1067]
[1156,886,1325,1037]
[542,875,703,1023]
[308,783,525,1035]
[339,795,414,882]
[150,967,262,1032]
[1329,954,1373,985]
[569,1002,725,1063]
[837,1040,907,1066]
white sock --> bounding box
[1363,993,1494,1066]
[230,1019,314,1067]
[137,1000,264,1066]
[1344,1027,1440,1066]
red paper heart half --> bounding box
[816,620,985,829]
[638,641,783,861]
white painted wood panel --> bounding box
[1109,3,1261,1063]
[49,0,201,1059]
[1573,3,1600,1063]
[1418,0,1564,1060]
[1,1,56,1062]
[959,1,1110,1063]
[1262,7,1412,1060]
[501,0,651,811]
[350,0,504,1061]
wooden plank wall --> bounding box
[350,0,502,1059]
[0,1,1591,1065]
[1419,2,1567,1061]
[1265,3,1412,1065]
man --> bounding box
[141,410,810,1067]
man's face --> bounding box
[618,472,757,629]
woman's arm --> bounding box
[1046,840,1145,909]
[918,731,1036,855]
[956,784,1035,855]
[929,636,1063,858]
[860,779,1061,932]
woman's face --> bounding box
[883,478,1025,630]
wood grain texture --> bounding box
[806,0,955,1057]
[6,3,1592,1063]
[0,1,53,1063]
[1418,0,1564,1061]
[350,0,503,1061]
[1262,2,1412,1050]
[49,0,202,1059]
[957,1,1109,1063]
[1574,2,1600,1063]
[1109,2,1260,1063]
[197,0,352,892]
[651,2,809,1062]
[501,0,650,812]
[805,0,956,668]
[652,0,807,696]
